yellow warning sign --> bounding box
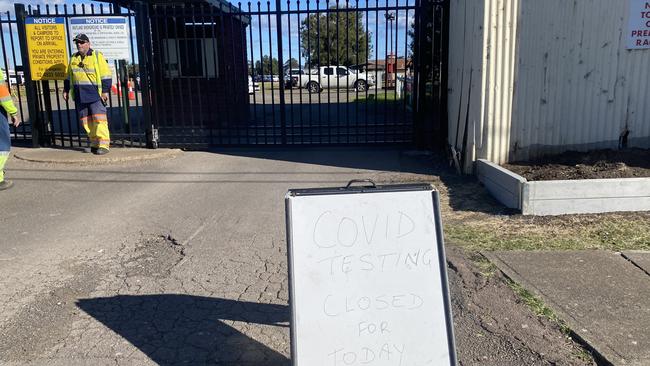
[26,17,68,80]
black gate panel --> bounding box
[144,0,448,147]
[3,1,448,148]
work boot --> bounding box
[94,148,109,155]
[82,147,97,154]
[0,180,13,191]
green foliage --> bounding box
[255,55,279,75]
[300,8,372,67]
[285,58,300,69]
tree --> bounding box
[300,8,372,67]
[408,1,445,83]
[255,55,280,75]
[284,58,300,69]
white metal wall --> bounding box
[448,0,519,172]
[448,0,650,172]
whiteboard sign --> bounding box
[285,183,456,366]
[627,0,650,49]
[69,17,131,60]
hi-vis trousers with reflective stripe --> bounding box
[78,100,110,149]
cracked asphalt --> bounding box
[0,148,594,365]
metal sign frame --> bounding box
[285,181,457,365]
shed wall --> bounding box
[448,0,650,172]
[511,0,650,162]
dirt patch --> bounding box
[121,235,186,278]
[0,235,185,362]
[0,261,102,361]
[503,148,650,181]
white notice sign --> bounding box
[285,184,456,366]
[627,0,650,49]
[69,17,131,60]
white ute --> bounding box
[297,66,374,94]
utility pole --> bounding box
[384,12,395,56]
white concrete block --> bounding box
[522,178,650,215]
[476,159,527,209]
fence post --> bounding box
[412,0,424,147]
[40,80,54,146]
[134,1,157,148]
[15,4,42,148]
[439,0,450,148]
[113,5,131,134]
[275,0,287,144]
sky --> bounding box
[1,0,415,71]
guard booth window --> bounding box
[162,38,218,78]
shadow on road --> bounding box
[10,145,508,215]
[76,295,289,365]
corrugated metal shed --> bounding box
[448,0,650,173]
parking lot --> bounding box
[249,86,400,105]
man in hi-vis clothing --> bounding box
[0,72,21,191]
[63,34,112,155]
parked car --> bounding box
[283,69,303,88]
[296,66,375,94]
[248,75,260,94]
[260,75,279,83]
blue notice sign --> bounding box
[25,17,65,25]
[70,18,127,25]
[69,16,130,60]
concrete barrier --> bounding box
[522,178,650,215]
[477,159,526,209]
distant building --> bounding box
[105,0,250,142]
[365,55,411,89]
[366,55,410,75]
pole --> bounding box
[275,0,287,144]
[113,5,130,134]
[134,1,157,148]
[15,4,41,147]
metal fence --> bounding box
[0,12,29,144]
[2,3,146,148]
[3,0,447,148]
[143,0,448,146]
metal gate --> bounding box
[141,0,448,147]
[4,0,447,149]
[3,3,146,149]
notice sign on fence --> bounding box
[26,17,68,80]
[627,0,650,49]
[70,17,130,60]
[285,183,456,366]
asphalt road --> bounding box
[0,148,594,365]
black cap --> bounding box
[73,34,90,43]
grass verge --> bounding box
[443,215,650,252]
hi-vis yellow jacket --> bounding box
[0,73,17,117]
[63,49,112,104]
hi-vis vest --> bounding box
[67,49,112,102]
[0,73,17,117]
